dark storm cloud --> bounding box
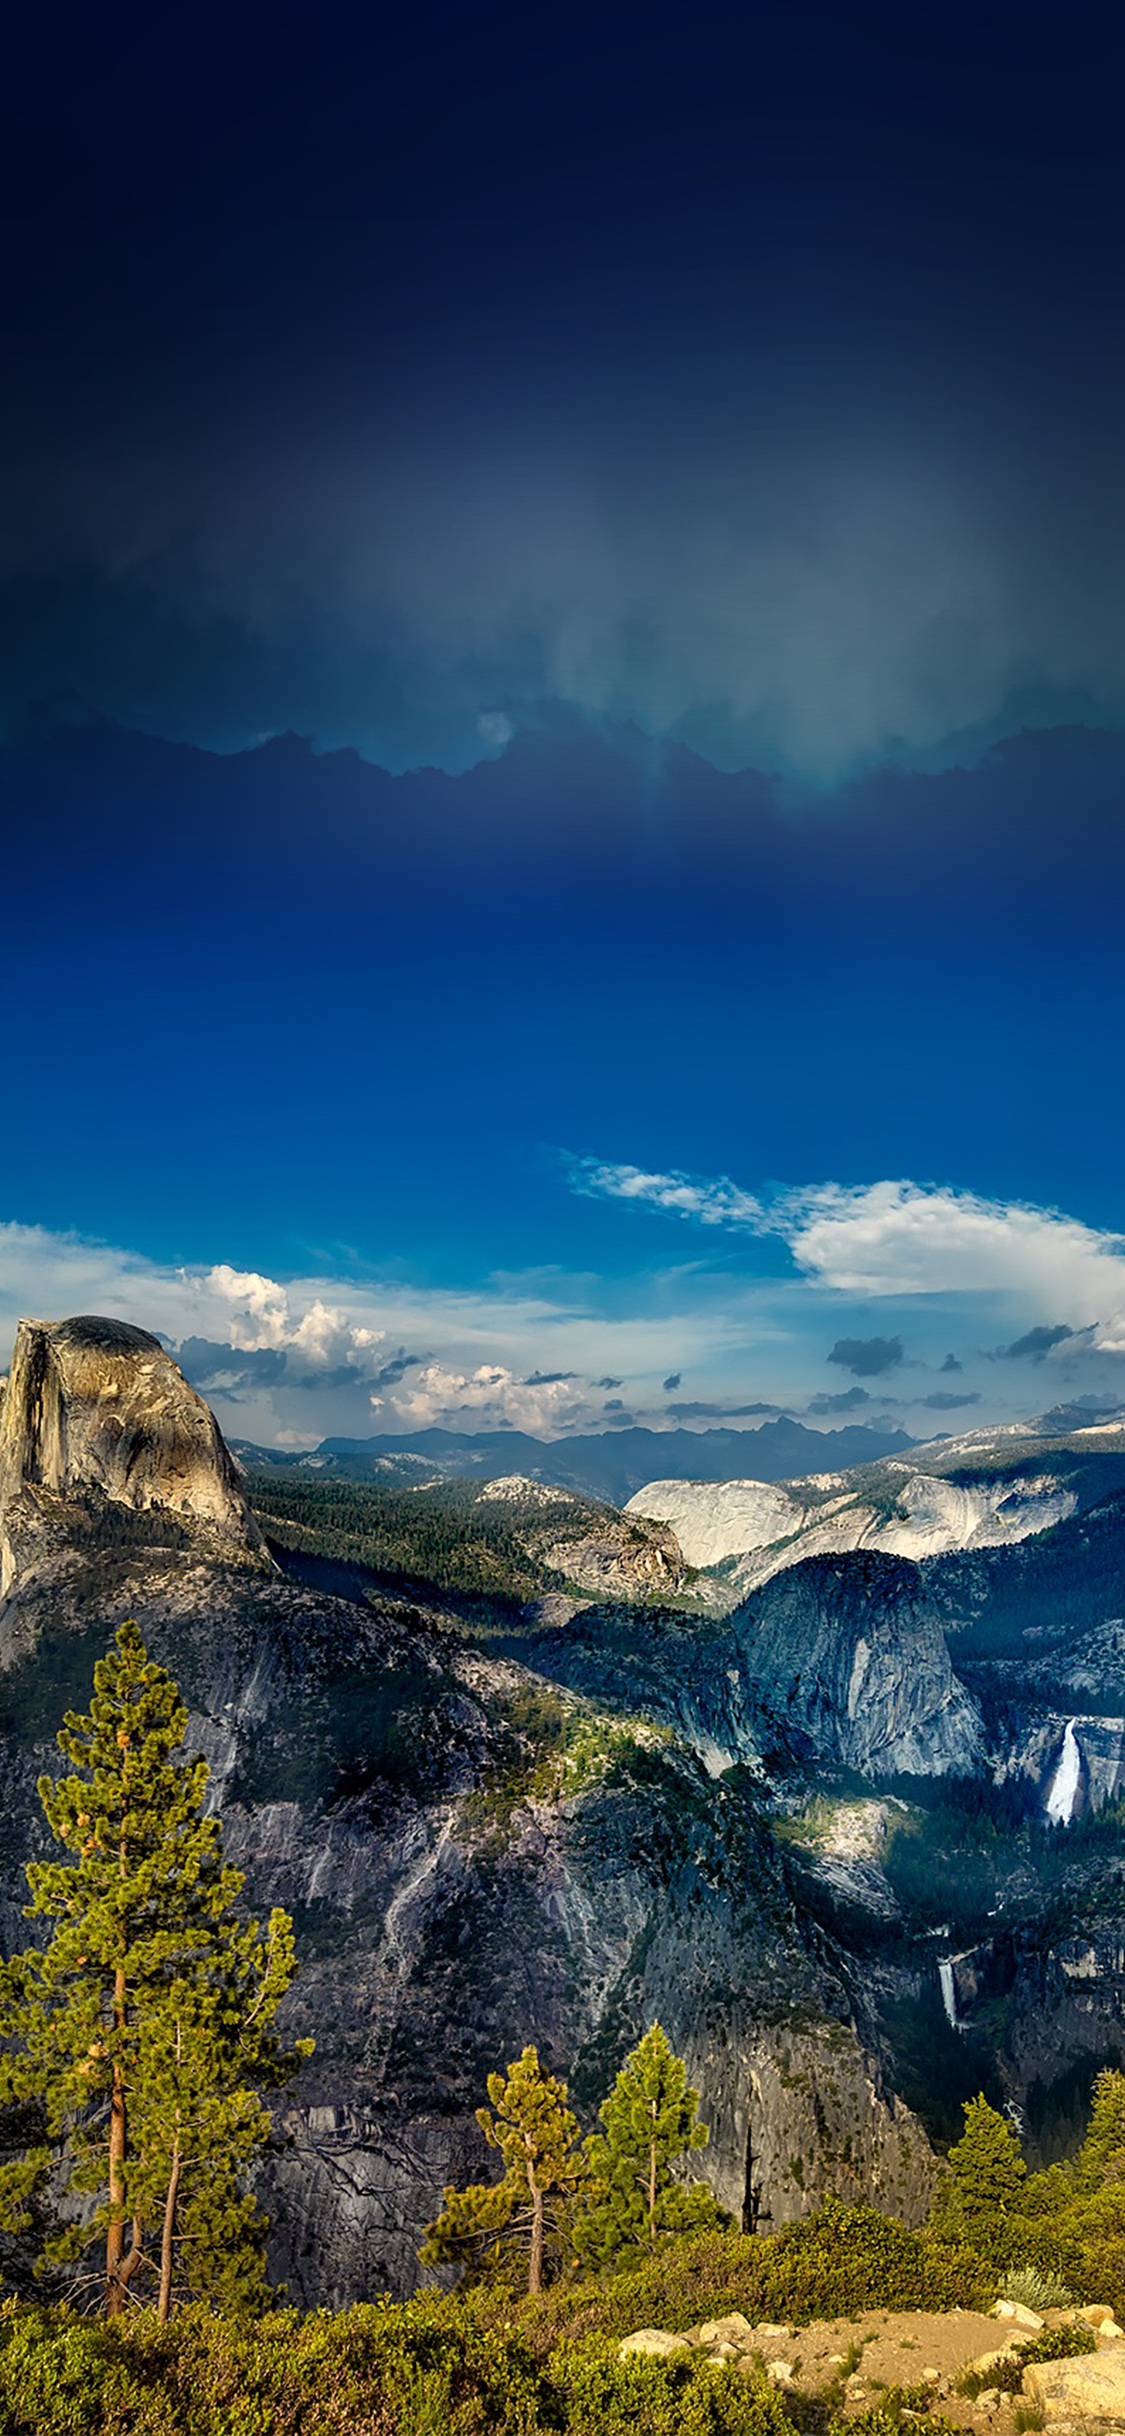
[999,1325,1076,1360]
[827,1336,904,1379]
[807,1388,871,1414]
[177,1337,288,1389]
[4,9,1125,779]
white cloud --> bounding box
[0,1220,714,1440]
[384,1362,583,1435]
[568,1157,764,1228]
[569,1162,1125,1347]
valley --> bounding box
[3,1317,1125,2305]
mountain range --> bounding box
[236,1417,918,1505]
[4,1316,1125,2303]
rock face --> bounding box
[0,1316,263,1588]
[719,1556,985,1776]
[542,1553,984,1780]
[627,1422,1125,1588]
[0,1315,940,2305]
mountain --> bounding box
[626,1417,1125,1587]
[7,1319,1125,2298]
[0,1315,264,1591]
[243,1417,918,1505]
[0,1317,937,2300]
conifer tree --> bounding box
[0,1620,310,2316]
[420,2045,584,2292]
[572,2021,729,2267]
[929,2092,1027,2263]
[1076,2067,1125,2189]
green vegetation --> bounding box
[11,1626,1125,2433]
[574,2023,732,2268]
[0,2295,793,2436]
[928,2095,1026,2262]
[246,1471,574,1614]
[0,1623,309,2319]
[421,2045,585,2294]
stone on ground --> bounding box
[618,2329,691,2359]
[1024,2346,1125,2423]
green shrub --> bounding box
[551,2342,792,2435]
[997,2265,1073,2310]
[832,2413,950,2436]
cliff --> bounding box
[0,1315,264,1590]
[0,1313,938,2301]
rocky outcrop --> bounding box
[628,1458,1089,1589]
[0,1490,938,2300]
[0,1316,263,1590]
[472,1474,688,1600]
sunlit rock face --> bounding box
[0,1315,263,1585]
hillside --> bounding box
[8,1322,1125,2303]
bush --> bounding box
[552,2343,792,2435]
[997,2265,1073,2310]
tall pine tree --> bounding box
[421,2045,584,2292]
[928,2092,1027,2264]
[0,1619,310,2316]
[573,2021,729,2268]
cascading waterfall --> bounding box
[1046,1719,1081,1826]
[938,1957,963,2032]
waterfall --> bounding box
[1046,1719,1081,1826]
[938,1958,961,2032]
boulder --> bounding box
[965,2348,1019,2377]
[695,2314,755,2346]
[992,2300,1043,2329]
[1024,2347,1125,2422]
[618,2330,691,2360]
[1080,2304,1124,2336]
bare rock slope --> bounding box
[0,1314,263,1589]
[0,1315,938,2301]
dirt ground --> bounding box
[674,2304,1125,2429]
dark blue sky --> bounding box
[2,1,1124,1446]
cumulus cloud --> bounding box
[662,1371,682,1392]
[568,1161,1125,1350]
[922,1391,981,1410]
[827,1334,904,1378]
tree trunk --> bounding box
[527,2164,544,2295]
[105,1967,128,2317]
[157,2132,182,2325]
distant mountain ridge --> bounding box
[236,1416,917,1505]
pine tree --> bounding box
[420,2045,584,2292]
[0,1619,311,2316]
[1076,2068,1125,2189]
[572,2021,728,2268]
[929,2093,1027,2263]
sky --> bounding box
[2,0,1125,1452]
